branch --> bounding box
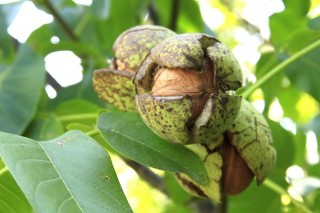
[121,158,169,196]
[148,0,160,25]
[46,72,62,91]
[42,0,78,41]
[122,158,224,213]
[187,197,217,213]
[168,0,179,31]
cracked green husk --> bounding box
[134,33,243,144]
[175,99,276,202]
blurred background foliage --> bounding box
[0,0,319,212]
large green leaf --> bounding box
[0,168,33,213]
[269,0,309,46]
[54,98,99,127]
[91,0,148,55]
[284,30,320,102]
[90,0,110,19]
[285,29,320,54]
[176,0,203,33]
[24,114,64,141]
[0,130,132,213]
[0,45,45,134]
[97,112,209,185]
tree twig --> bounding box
[168,0,179,31]
[46,72,62,91]
[216,194,227,213]
[148,0,160,25]
[121,158,169,196]
[42,0,78,41]
[187,197,216,213]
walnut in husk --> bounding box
[175,100,276,202]
[134,33,243,144]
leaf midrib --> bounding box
[37,140,84,212]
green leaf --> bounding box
[309,16,320,30]
[292,129,307,166]
[39,114,65,140]
[0,130,132,213]
[254,120,294,191]
[0,8,14,63]
[176,0,203,33]
[283,0,310,17]
[153,0,171,27]
[284,30,320,102]
[228,181,282,213]
[305,189,320,213]
[268,120,294,184]
[66,123,94,132]
[287,58,320,103]
[0,168,33,213]
[54,98,99,124]
[285,29,320,54]
[66,123,116,154]
[55,98,99,116]
[0,45,45,134]
[92,0,146,55]
[24,114,64,141]
[277,86,312,123]
[90,0,110,19]
[269,0,309,46]
[97,112,209,185]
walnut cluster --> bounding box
[93,26,276,202]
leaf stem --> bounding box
[57,113,97,122]
[74,12,92,36]
[263,179,313,213]
[241,38,320,99]
[85,128,101,137]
